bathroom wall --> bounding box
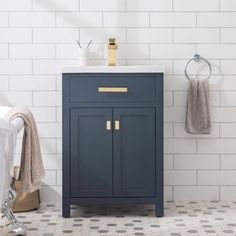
[1,0,236,201]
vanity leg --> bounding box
[62,203,70,218]
[155,202,164,217]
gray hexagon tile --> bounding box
[1,201,236,235]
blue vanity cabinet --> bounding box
[113,108,156,198]
[70,108,113,198]
[62,72,163,218]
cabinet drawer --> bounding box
[69,74,156,103]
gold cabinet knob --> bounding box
[115,120,120,130]
[106,121,111,130]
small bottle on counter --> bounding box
[108,38,118,66]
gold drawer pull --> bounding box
[106,121,111,130]
[98,87,128,93]
[115,120,120,130]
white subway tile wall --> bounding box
[0,0,236,202]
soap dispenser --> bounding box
[108,38,118,66]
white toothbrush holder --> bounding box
[78,48,89,66]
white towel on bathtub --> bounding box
[0,118,17,204]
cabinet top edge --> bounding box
[62,65,165,74]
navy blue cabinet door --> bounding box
[70,108,113,198]
[113,108,156,197]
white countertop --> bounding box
[62,65,165,73]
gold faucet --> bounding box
[108,38,118,66]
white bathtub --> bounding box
[0,106,12,118]
[0,106,28,234]
[0,106,24,202]
[0,106,24,132]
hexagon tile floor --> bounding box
[1,201,236,235]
